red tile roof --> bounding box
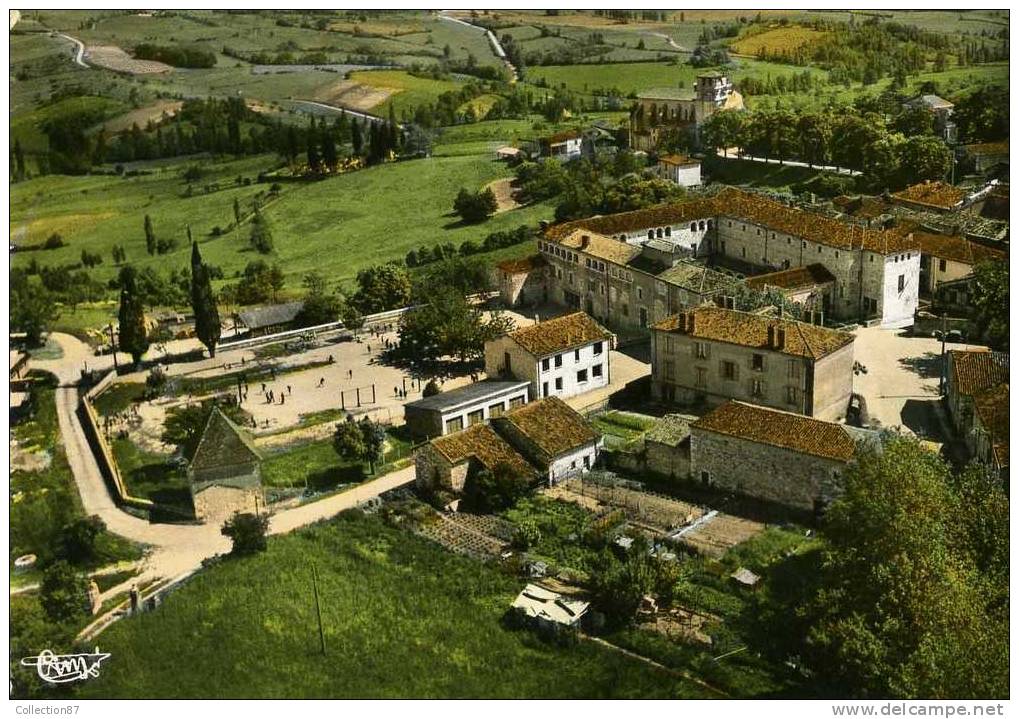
[910,231,1007,266]
[744,263,836,292]
[497,396,600,460]
[949,349,1010,397]
[973,384,1009,468]
[508,311,612,357]
[497,254,547,274]
[692,401,857,462]
[430,423,535,478]
[891,181,966,210]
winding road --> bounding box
[29,334,416,600]
[56,32,89,68]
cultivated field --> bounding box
[99,99,183,133]
[84,44,173,74]
[730,26,830,56]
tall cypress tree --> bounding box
[144,214,156,255]
[351,118,363,156]
[117,265,149,366]
[190,241,221,358]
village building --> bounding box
[657,154,702,187]
[542,187,921,328]
[945,349,1009,478]
[187,407,264,522]
[413,396,602,495]
[629,72,744,152]
[960,141,1009,175]
[491,396,603,483]
[650,307,856,422]
[495,254,548,308]
[890,181,967,214]
[510,583,590,633]
[902,94,957,143]
[642,413,696,479]
[689,400,871,512]
[743,263,836,315]
[234,301,305,338]
[403,380,530,440]
[539,129,583,160]
[910,229,1007,294]
[484,312,613,401]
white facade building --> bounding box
[403,380,530,440]
[658,154,702,187]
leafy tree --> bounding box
[351,264,412,314]
[39,561,89,623]
[398,286,514,364]
[970,260,1008,350]
[453,187,499,223]
[294,271,340,327]
[249,208,274,254]
[221,512,269,556]
[422,379,441,397]
[117,265,149,365]
[589,537,677,628]
[233,196,242,226]
[55,515,106,565]
[898,135,952,186]
[892,105,935,137]
[700,109,747,156]
[190,242,221,357]
[804,436,1008,698]
[144,214,156,255]
[333,416,386,474]
[10,273,60,347]
[462,462,530,513]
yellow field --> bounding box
[100,100,183,134]
[11,211,118,246]
[730,26,829,56]
[459,93,501,120]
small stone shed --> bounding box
[188,407,264,522]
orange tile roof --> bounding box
[497,254,547,274]
[910,231,1007,266]
[692,400,857,462]
[554,228,641,265]
[653,306,854,360]
[508,311,612,357]
[497,396,600,460]
[744,263,836,292]
[430,423,535,478]
[891,181,966,210]
[949,349,1009,397]
[973,384,1009,468]
[545,187,917,254]
[659,154,700,167]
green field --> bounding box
[260,430,413,490]
[77,512,712,699]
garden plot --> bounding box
[671,512,765,559]
[414,512,509,559]
[556,478,705,534]
[85,45,173,74]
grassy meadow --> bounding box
[77,512,714,699]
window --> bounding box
[752,353,764,371]
[541,357,550,372]
[445,416,463,433]
[699,221,706,231]
[488,402,505,418]
[657,281,666,296]
[722,360,737,381]
[583,455,591,469]
[788,360,801,379]
[542,381,549,397]
[741,247,746,258]
[786,386,799,405]
[695,342,708,359]
[555,377,563,392]
[898,274,905,293]
[509,395,526,409]
[700,470,710,485]
[657,228,663,238]
[593,341,603,355]
[637,287,643,300]
[648,230,654,240]
[467,409,485,426]
[695,367,707,388]
[939,259,947,272]
[554,354,563,368]
[592,363,603,378]
[622,304,629,317]
[574,349,580,362]
[751,378,765,397]
[577,369,588,383]
[664,360,675,380]
[665,226,671,237]
[690,222,696,232]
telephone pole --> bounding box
[311,564,326,655]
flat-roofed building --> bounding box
[651,306,855,421]
[403,380,530,440]
[690,400,869,512]
[485,312,613,401]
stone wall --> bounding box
[192,485,263,522]
[646,438,691,479]
[413,446,469,494]
[809,342,854,421]
[690,428,847,511]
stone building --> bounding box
[629,72,744,152]
[643,413,695,479]
[911,229,1007,295]
[689,400,866,512]
[650,307,856,422]
[945,349,1009,478]
[902,94,957,143]
[484,312,613,401]
[541,187,921,328]
[743,263,836,315]
[890,181,967,214]
[403,379,530,440]
[960,141,1009,175]
[657,154,702,187]
[413,396,602,496]
[495,254,548,308]
[188,408,264,522]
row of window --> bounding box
[541,364,604,395]
[540,342,604,372]
[442,395,527,434]
[584,257,606,272]
[662,362,802,404]
[662,340,805,379]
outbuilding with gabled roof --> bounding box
[187,407,264,522]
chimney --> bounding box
[776,327,786,350]
[580,234,590,250]
[767,325,776,348]
[687,311,695,333]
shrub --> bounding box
[221,512,270,556]
[422,379,441,397]
[55,515,106,564]
[511,520,541,550]
[44,233,65,250]
[39,561,90,622]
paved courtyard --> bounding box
[851,325,986,443]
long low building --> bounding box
[403,380,530,440]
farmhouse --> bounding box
[188,408,264,522]
[629,72,744,152]
[689,400,868,512]
[413,396,602,495]
[539,129,583,160]
[543,187,921,328]
[657,154,702,187]
[650,307,856,422]
[910,229,1007,294]
[484,311,613,401]
[403,379,530,440]
[945,349,1009,478]
[902,94,957,143]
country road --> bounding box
[57,32,88,67]
[292,98,397,127]
[28,333,417,592]
[438,11,518,82]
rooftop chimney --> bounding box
[776,327,786,350]
[687,311,695,334]
[767,325,776,348]
[580,234,591,250]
